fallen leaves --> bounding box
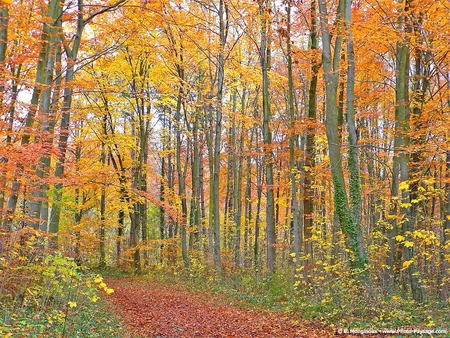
[105,277,360,338]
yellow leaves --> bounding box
[412,230,438,245]
[427,316,435,327]
[399,181,409,191]
[404,241,414,248]
[290,252,297,263]
[445,254,450,263]
[68,301,77,308]
[91,295,98,302]
[401,260,413,270]
[26,288,37,296]
[310,234,320,241]
[92,274,113,294]
[94,275,103,284]
[93,275,114,295]
[396,233,422,247]
[1,0,12,5]
[423,177,435,185]
[395,235,405,242]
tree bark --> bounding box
[318,0,368,270]
[259,0,276,273]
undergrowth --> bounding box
[145,254,450,334]
[0,229,131,337]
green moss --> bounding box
[332,176,367,270]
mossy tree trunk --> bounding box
[318,0,368,270]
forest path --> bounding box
[105,276,358,338]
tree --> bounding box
[317,0,368,270]
[258,0,276,273]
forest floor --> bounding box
[105,277,380,338]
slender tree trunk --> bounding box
[212,0,227,273]
[224,125,234,250]
[0,6,8,97]
[0,6,8,221]
[285,0,300,267]
[259,0,276,273]
[129,114,142,272]
[159,151,166,262]
[345,0,367,266]
[116,183,126,266]
[99,122,107,268]
[175,92,189,268]
[304,0,319,267]
[199,141,206,253]
[243,129,253,267]
[234,102,245,267]
[440,151,450,301]
[254,157,263,270]
[73,189,85,265]
[190,112,201,249]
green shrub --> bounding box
[0,230,130,337]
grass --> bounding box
[144,258,450,336]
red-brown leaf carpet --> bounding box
[105,277,379,338]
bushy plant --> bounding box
[0,229,129,337]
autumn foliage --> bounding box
[1,0,450,333]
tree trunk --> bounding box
[440,151,450,301]
[304,0,319,267]
[233,92,245,267]
[0,6,8,220]
[318,0,367,270]
[391,0,423,301]
[285,0,300,267]
[5,0,62,228]
[259,0,276,273]
[49,0,84,236]
[345,0,367,267]
[212,0,227,273]
[29,20,62,231]
[175,92,189,268]
[99,123,107,268]
[254,157,263,270]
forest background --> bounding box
[1,0,450,335]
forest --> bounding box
[1,0,450,336]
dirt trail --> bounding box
[105,277,360,338]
